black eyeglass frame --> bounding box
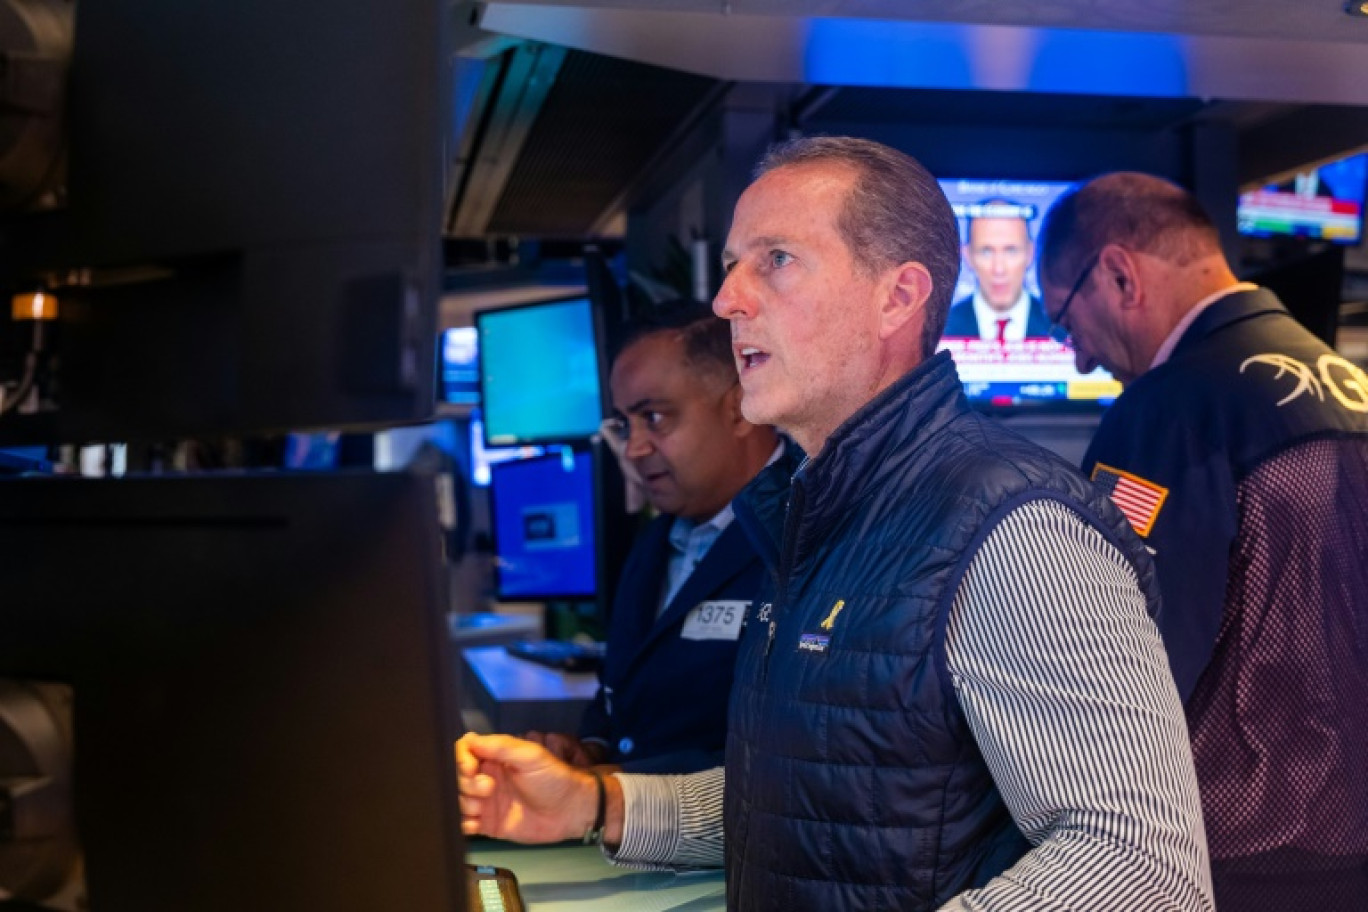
[1047,252,1101,344]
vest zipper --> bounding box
[763,476,806,682]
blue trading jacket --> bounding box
[1084,288,1368,699]
[1083,288,1368,909]
[579,512,765,773]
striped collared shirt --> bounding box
[607,499,1213,911]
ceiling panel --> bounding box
[484,50,718,236]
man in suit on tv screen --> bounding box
[943,198,1052,341]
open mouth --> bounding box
[739,346,770,371]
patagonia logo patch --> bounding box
[798,632,831,654]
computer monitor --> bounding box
[0,472,467,911]
[489,451,597,602]
[1238,151,1368,245]
[282,431,343,470]
[439,327,482,409]
[476,297,605,447]
[937,178,1122,411]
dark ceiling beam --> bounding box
[1238,105,1368,185]
[446,41,567,235]
[790,86,841,128]
[589,79,734,235]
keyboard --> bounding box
[467,863,525,912]
[504,639,605,673]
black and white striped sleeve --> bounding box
[602,766,725,870]
[940,499,1213,912]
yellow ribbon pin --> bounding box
[820,599,845,631]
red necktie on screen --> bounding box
[995,318,1010,344]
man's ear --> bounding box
[1099,244,1143,311]
[879,261,933,341]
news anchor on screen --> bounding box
[943,198,1052,340]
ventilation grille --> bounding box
[486,51,718,237]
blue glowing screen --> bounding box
[489,451,596,601]
[477,297,603,446]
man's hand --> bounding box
[455,733,600,843]
[522,731,609,768]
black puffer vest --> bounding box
[726,352,1160,910]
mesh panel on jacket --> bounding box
[1188,435,1368,908]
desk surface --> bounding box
[462,645,600,736]
[463,645,600,702]
[468,841,725,912]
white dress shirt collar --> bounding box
[971,289,1032,342]
[1150,282,1259,370]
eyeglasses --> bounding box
[1048,252,1100,344]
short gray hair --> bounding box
[756,136,960,358]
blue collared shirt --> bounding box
[659,506,734,615]
[658,441,787,615]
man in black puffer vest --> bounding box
[458,138,1213,911]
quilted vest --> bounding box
[726,352,1160,910]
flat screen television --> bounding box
[439,326,481,407]
[937,178,1122,410]
[476,296,605,447]
[1238,151,1368,245]
[489,450,596,601]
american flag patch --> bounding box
[1091,463,1169,537]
